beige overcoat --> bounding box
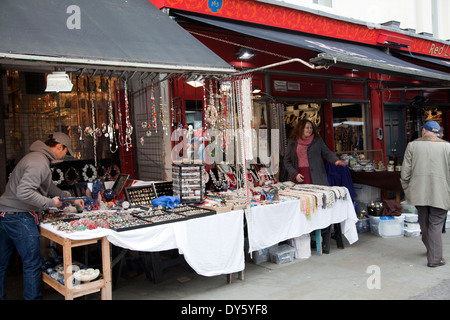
[400,136,450,211]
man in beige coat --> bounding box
[401,121,450,267]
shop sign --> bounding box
[208,0,222,13]
[428,42,450,58]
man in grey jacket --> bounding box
[401,121,450,268]
[0,132,84,299]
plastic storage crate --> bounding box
[400,201,418,214]
[356,218,370,233]
[269,244,295,264]
[404,221,421,237]
[369,215,405,238]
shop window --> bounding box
[185,100,204,129]
[284,103,321,139]
[332,103,367,154]
[4,71,120,180]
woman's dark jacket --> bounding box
[283,136,339,186]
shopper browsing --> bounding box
[0,132,84,300]
[284,119,346,186]
[400,121,450,268]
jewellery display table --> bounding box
[40,209,245,295]
[245,197,358,253]
[39,227,112,300]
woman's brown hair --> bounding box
[289,119,321,140]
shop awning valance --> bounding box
[0,0,234,74]
[393,51,450,69]
[175,12,450,82]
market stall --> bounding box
[40,208,245,281]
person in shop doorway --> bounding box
[284,119,346,185]
[284,119,347,253]
[400,121,450,268]
[0,132,85,299]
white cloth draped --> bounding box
[40,210,244,277]
[246,197,358,252]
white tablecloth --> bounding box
[245,197,358,252]
[40,209,245,277]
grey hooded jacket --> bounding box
[0,140,69,212]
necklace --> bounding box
[107,80,118,153]
[143,80,151,137]
[115,80,125,147]
[150,83,157,133]
[123,80,133,151]
[209,168,226,190]
[89,78,98,167]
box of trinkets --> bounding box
[124,185,157,207]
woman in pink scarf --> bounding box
[284,119,346,186]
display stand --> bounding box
[40,227,112,300]
[172,163,204,204]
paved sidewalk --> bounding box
[5,229,449,300]
[107,230,450,300]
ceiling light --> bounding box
[252,86,261,94]
[236,48,255,60]
[45,72,73,93]
[186,75,205,88]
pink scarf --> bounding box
[296,134,314,167]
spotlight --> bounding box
[252,86,261,94]
[45,72,73,93]
[186,75,205,88]
[236,48,255,60]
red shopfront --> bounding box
[153,0,450,169]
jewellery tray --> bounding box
[108,216,153,232]
[124,185,157,207]
[163,204,216,219]
[132,205,216,222]
[153,181,173,197]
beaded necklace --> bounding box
[89,78,98,167]
[123,80,133,151]
[107,80,118,153]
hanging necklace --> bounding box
[89,78,98,168]
[150,83,157,133]
[115,80,125,147]
[75,76,84,145]
[160,86,169,136]
[123,80,133,151]
[205,79,218,128]
[143,82,151,137]
[107,79,118,153]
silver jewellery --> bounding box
[123,80,133,151]
[89,78,98,168]
[107,80,118,153]
[82,164,97,182]
[51,168,64,185]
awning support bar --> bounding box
[232,58,326,76]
